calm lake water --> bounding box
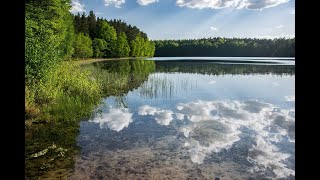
[71,58,295,179]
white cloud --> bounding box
[138,105,174,126]
[176,0,289,10]
[137,0,159,6]
[91,108,133,132]
[210,27,219,31]
[291,9,295,14]
[254,34,295,39]
[208,80,217,84]
[275,25,284,29]
[137,99,295,178]
[284,95,295,102]
[247,135,295,178]
[138,105,158,115]
[104,0,125,8]
[175,99,295,178]
[154,110,174,126]
[70,0,86,14]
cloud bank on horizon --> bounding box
[176,0,289,10]
[73,0,290,9]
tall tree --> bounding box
[92,38,107,58]
[114,32,130,57]
[73,13,81,34]
[80,12,89,35]
[97,21,117,57]
[25,0,75,82]
[87,10,97,39]
[73,33,93,58]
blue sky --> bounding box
[70,0,295,40]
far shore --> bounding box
[73,57,147,65]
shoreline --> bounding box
[73,57,146,65]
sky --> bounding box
[70,0,295,40]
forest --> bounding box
[153,38,295,57]
[73,12,155,58]
[25,0,155,124]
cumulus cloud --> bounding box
[138,105,174,126]
[138,105,158,115]
[176,0,289,10]
[275,25,284,29]
[137,0,159,6]
[247,135,295,178]
[284,95,295,102]
[70,0,86,14]
[91,108,133,132]
[154,110,174,125]
[137,99,294,178]
[175,99,294,178]
[210,27,219,31]
[105,0,125,8]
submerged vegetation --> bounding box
[25,0,155,178]
[25,0,294,179]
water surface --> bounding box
[71,58,295,179]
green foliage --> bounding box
[60,12,75,60]
[33,62,101,121]
[108,19,148,42]
[25,0,71,82]
[82,60,156,96]
[73,33,93,59]
[153,38,295,57]
[114,32,130,57]
[97,21,117,57]
[92,38,107,58]
[130,35,155,57]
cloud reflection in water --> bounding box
[90,108,133,132]
[137,99,295,178]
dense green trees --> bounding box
[73,33,93,58]
[72,12,155,59]
[114,32,131,57]
[97,21,117,57]
[25,0,75,82]
[92,38,107,58]
[26,0,156,122]
[129,35,155,57]
[153,38,295,57]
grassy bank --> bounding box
[25,59,156,178]
[25,61,102,123]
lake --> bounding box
[71,57,295,179]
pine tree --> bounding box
[80,12,89,35]
[88,10,97,39]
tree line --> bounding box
[26,0,155,83]
[72,12,155,59]
[153,38,295,57]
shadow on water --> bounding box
[154,60,295,75]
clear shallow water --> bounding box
[71,59,295,179]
